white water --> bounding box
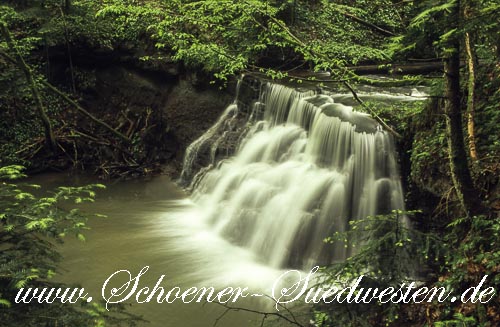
[181,81,407,269]
[52,81,423,326]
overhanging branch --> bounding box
[343,81,403,139]
[340,11,396,37]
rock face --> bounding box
[51,51,233,175]
[162,77,234,171]
[87,65,176,165]
[178,75,264,186]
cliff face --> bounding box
[162,77,235,171]
[47,49,234,176]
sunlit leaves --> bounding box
[410,1,456,29]
[392,0,500,60]
[91,0,406,80]
[0,165,105,310]
[0,298,11,308]
[0,165,26,179]
[151,0,290,78]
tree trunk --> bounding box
[464,1,478,162]
[340,11,395,37]
[41,80,130,143]
[349,61,446,75]
[59,7,76,93]
[443,2,479,217]
[465,31,478,161]
[0,22,57,154]
[64,0,71,13]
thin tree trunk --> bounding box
[465,31,478,161]
[0,22,57,153]
[64,0,71,13]
[340,11,395,37]
[41,81,131,143]
[59,7,76,93]
[464,2,478,161]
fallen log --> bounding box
[349,62,445,75]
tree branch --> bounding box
[0,48,130,143]
[40,81,131,143]
[340,11,395,37]
[0,22,57,153]
[212,301,306,327]
[343,81,402,139]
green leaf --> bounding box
[25,221,40,230]
[410,2,455,29]
[0,298,11,308]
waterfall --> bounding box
[180,78,407,269]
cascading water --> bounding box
[180,78,408,270]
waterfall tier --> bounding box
[180,79,406,269]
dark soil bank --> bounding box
[47,49,234,176]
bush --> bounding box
[0,165,140,326]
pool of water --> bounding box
[30,173,305,327]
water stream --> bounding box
[38,174,281,327]
[182,81,414,269]
[47,80,426,326]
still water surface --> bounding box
[30,173,301,327]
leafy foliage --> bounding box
[0,165,140,326]
[431,215,500,326]
[388,0,500,60]
[317,210,444,326]
[315,211,499,326]
[94,0,413,80]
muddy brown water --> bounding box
[27,172,299,327]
